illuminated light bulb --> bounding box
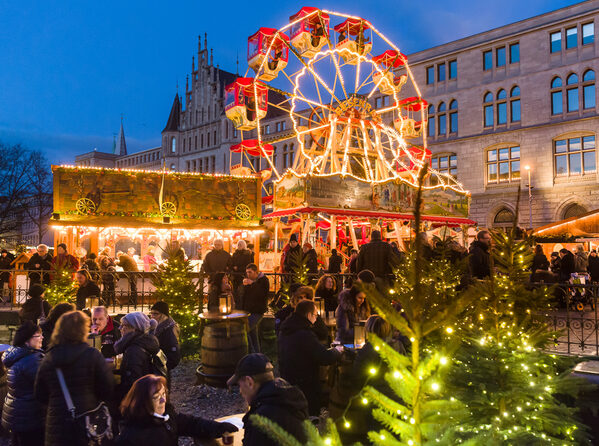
[325,439,332,445]
[503,412,508,418]
[440,357,448,365]
[431,382,440,391]
[362,398,368,405]
[409,418,415,424]
[369,368,377,375]
[374,345,380,351]
[408,441,414,446]
[344,421,350,428]
[380,434,385,440]
[446,327,454,334]
[516,406,522,412]
[393,370,401,379]
[530,381,535,387]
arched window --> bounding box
[437,102,446,135]
[170,163,176,171]
[496,89,507,125]
[171,137,176,153]
[583,69,596,109]
[551,77,563,115]
[497,89,507,99]
[483,92,493,127]
[427,105,435,137]
[449,100,458,133]
[554,134,596,176]
[567,73,579,112]
[510,86,521,122]
[567,73,578,85]
[563,203,587,219]
[493,208,515,231]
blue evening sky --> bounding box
[0,0,582,163]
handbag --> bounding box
[56,368,113,445]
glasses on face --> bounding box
[150,311,160,317]
[152,391,167,402]
[31,334,43,339]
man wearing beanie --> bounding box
[150,301,181,372]
[282,233,301,278]
[19,284,51,324]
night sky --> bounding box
[0,0,582,163]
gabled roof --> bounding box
[162,93,181,133]
[533,208,599,238]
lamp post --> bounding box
[524,165,532,229]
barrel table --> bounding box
[196,311,249,388]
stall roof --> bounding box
[263,206,476,226]
[533,208,599,237]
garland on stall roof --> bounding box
[61,209,260,221]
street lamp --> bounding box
[524,165,532,229]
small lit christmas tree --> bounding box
[152,244,202,356]
[45,267,77,305]
[443,210,590,444]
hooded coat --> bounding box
[303,248,318,275]
[153,317,180,371]
[34,342,113,446]
[2,346,45,433]
[19,296,51,324]
[242,378,308,446]
[114,331,160,402]
[278,313,341,415]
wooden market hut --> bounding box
[533,208,599,253]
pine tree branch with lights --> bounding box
[443,192,591,444]
[251,415,350,446]
[45,266,77,306]
[151,244,202,357]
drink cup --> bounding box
[222,432,234,445]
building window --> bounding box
[567,73,579,112]
[551,76,563,115]
[171,137,176,153]
[211,156,216,173]
[496,47,506,67]
[276,122,281,132]
[496,89,507,125]
[483,92,494,127]
[437,63,446,82]
[583,69,596,109]
[486,146,520,183]
[427,105,435,137]
[510,86,521,122]
[207,132,211,146]
[201,134,204,148]
[195,135,198,149]
[583,22,594,45]
[566,26,578,49]
[564,203,587,219]
[550,31,562,53]
[214,130,217,144]
[426,66,434,84]
[509,43,520,63]
[437,102,446,136]
[431,153,457,178]
[282,121,286,130]
[483,50,492,71]
[493,208,515,231]
[554,135,596,176]
[449,100,458,133]
[170,163,176,171]
[265,125,270,134]
[449,60,457,79]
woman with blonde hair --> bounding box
[34,311,113,446]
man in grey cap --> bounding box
[227,353,308,446]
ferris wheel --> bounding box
[225,7,465,193]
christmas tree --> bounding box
[251,415,349,446]
[45,266,77,306]
[152,244,202,356]
[443,211,590,443]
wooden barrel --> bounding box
[259,315,277,362]
[197,312,249,388]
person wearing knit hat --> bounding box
[19,285,51,325]
[150,302,181,374]
[114,312,161,402]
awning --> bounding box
[533,208,599,238]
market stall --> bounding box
[533,208,599,254]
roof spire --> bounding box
[210,48,213,66]
[163,92,181,133]
[186,75,189,92]
[192,55,195,73]
[204,33,207,53]
[117,115,127,156]
[198,34,202,52]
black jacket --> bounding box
[114,331,160,401]
[19,296,51,324]
[335,290,370,344]
[274,305,329,342]
[316,287,338,313]
[278,313,341,415]
[201,249,231,277]
[154,318,181,370]
[2,346,45,433]
[559,251,576,282]
[327,253,343,273]
[95,316,120,358]
[34,342,114,446]
[303,248,318,275]
[26,253,52,284]
[243,378,308,446]
[283,245,302,275]
[589,255,599,282]
[241,274,270,314]
[531,253,549,272]
[230,249,254,283]
[356,239,395,279]
[75,281,101,310]
[469,240,491,279]
[40,319,57,351]
[116,404,230,446]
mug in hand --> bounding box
[222,432,234,445]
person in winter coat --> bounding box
[200,239,231,281]
[559,248,576,282]
[315,274,338,314]
[531,245,550,272]
[40,302,76,350]
[335,285,372,344]
[327,249,343,274]
[51,243,78,272]
[2,321,45,446]
[98,247,117,306]
[19,284,51,324]
[117,251,139,304]
[356,230,395,281]
[34,310,114,446]
[82,252,100,282]
[347,248,358,274]
[207,272,233,312]
[282,234,302,279]
[116,374,236,446]
[469,230,492,279]
[302,243,319,279]
[550,252,561,274]
[230,240,254,295]
[149,301,181,373]
[279,300,343,415]
[574,245,589,273]
[114,312,160,402]
[588,250,599,283]
[0,249,14,298]
[0,346,8,439]
[26,244,52,286]
[241,264,270,353]
[90,306,120,358]
[275,286,328,342]
[227,353,308,446]
[75,269,101,310]
[142,247,158,272]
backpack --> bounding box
[150,350,168,378]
